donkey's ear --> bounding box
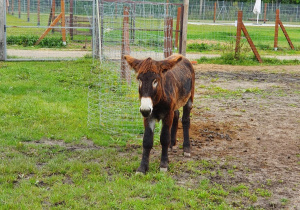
[124,55,142,72]
[158,54,183,72]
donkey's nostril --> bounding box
[140,109,151,118]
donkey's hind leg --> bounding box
[182,98,193,157]
[169,110,179,151]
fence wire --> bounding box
[88,1,181,137]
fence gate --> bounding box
[88,0,183,138]
[4,0,96,60]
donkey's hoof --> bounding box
[160,167,168,172]
[184,152,191,157]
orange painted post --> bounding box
[61,0,66,45]
[37,0,40,25]
[35,13,63,45]
[263,3,267,23]
[214,2,216,23]
[175,7,181,49]
[27,0,30,22]
[274,9,279,50]
[121,7,131,84]
[52,0,56,22]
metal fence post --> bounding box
[181,0,189,56]
[0,0,6,61]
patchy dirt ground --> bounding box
[23,64,299,209]
[150,64,300,209]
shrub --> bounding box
[7,35,65,48]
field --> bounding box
[0,59,299,209]
[6,13,300,58]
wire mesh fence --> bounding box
[87,1,182,137]
[5,0,95,60]
[187,1,300,53]
[189,1,300,23]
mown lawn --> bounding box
[0,59,279,209]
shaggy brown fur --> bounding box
[124,54,195,174]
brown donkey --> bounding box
[124,54,195,174]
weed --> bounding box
[255,188,272,197]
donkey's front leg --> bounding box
[137,118,155,174]
[160,112,174,172]
[182,98,193,157]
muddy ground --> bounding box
[150,64,300,209]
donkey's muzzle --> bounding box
[140,109,152,118]
[140,97,153,118]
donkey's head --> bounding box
[124,55,183,117]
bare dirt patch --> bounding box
[27,137,101,151]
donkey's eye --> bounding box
[152,79,158,88]
[138,79,142,87]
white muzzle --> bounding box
[140,97,153,117]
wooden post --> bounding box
[121,7,131,84]
[52,0,56,22]
[235,11,262,63]
[18,0,20,18]
[61,0,66,45]
[263,3,267,23]
[35,0,67,46]
[0,0,5,60]
[35,13,63,45]
[274,9,294,50]
[70,0,74,40]
[279,19,295,50]
[175,7,181,49]
[179,5,184,54]
[6,0,9,13]
[37,0,40,25]
[181,0,189,56]
[27,0,30,22]
[241,24,262,63]
[235,10,242,58]
[11,0,14,15]
[130,4,136,43]
[51,0,56,33]
[274,9,279,51]
[213,2,216,23]
[164,16,173,58]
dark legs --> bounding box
[137,118,155,174]
[137,98,192,173]
[159,112,174,171]
[182,98,192,156]
[170,110,179,150]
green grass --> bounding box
[197,53,300,65]
[0,59,287,209]
[7,13,300,56]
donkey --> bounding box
[124,54,195,174]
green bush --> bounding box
[187,43,209,52]
[7,35,65,48]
